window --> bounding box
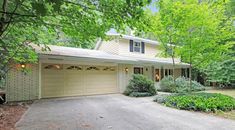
[182,68,190,78]
[133,41,141,53]
[86,66,100,71]
[67,66,82,70]
[165,69,173,76]
[134,67,143,74]
[44,64,63,70]
[165,69,168,76]
[103,67,115,71]
[130,40,145,53]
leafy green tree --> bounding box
[0,0,151,88]
[147,0,235,87]
[146,1,182,83]
[205,59,235,87]
[176,0,235,86]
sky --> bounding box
[148,0,158,13]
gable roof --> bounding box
[95,33,160,50]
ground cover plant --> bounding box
[155,93,235,112]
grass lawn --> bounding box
[213,110,235,120]
[205,89,235,120]
[205,89,235,98]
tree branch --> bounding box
[63,0,99,12]
[0,11,36,17]
[2,0,8,18]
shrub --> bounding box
[155,93,235,112]
[159,76,205,93]
[124,74,157,97]
[159,76,176,92]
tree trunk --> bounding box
[189,62,192,88]
[189,43,192,90]
[172,54,175,82]
[0,0,8,35]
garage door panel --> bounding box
[84,68,117,94]
[41,64,118,98]
[64,70,84,96]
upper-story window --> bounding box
[133,41,141,53]
[130,40,145,53]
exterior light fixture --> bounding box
[124,67,128,73]
[21,63,26,69]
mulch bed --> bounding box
[0,101,32,130]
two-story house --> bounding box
[5,33,189,101]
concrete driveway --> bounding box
[16,94,235,130]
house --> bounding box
[5,33,189,101]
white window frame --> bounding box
[133,41,141,53]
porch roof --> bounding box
[33,44,189,67]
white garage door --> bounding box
[41,64,118,98]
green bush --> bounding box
[159,76,205,93]
[159,76,176,92]
[155,93,235,112]
[124,74,157,97]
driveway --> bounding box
[16,94,235,130]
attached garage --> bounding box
[41,64,118,98]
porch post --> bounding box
[151,66,154,81]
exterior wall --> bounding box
[174,68,182,79]
[96,38,162,58]
[118,39,161,58]
[6,64,39,101]
[118,64,133,93]
[143,66,153,80]
[118,64,154,93]
[97,39,119,54]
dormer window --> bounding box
[133,41,141,53]
[130,40,145,53]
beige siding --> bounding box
[98,40,119,54]
[6,64,39,101]
[117,64,154,93]
[96,38,162,58]
[118,64,133,93]
[143,66,153,80]
[118,39,161,58]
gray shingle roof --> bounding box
[32,44,189,66]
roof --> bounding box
[95,33,160,49]
[108,33,160,45]
[32,44,136,63]
[32,44,189,67]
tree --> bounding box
[176,0,235,86]
[0,0,152,88]
[146,1,182,83]
[147,0,235,87]
[205,59,235,87]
